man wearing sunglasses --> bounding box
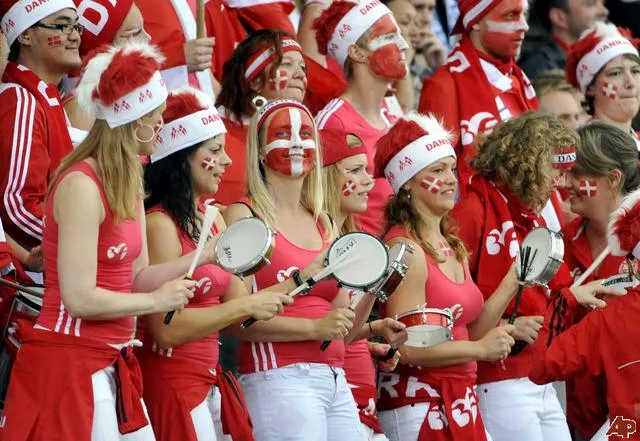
[0,0,80,286]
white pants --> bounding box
[239,363,365,441]
[379,403,494,441]
[190,386,232,441]
[359,422,390,441]
[478,378,571,441]
[91,366,155,441]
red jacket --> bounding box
[530,288,640,440]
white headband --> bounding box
[576,36,639,92]
[384,134,456,193]
[328,0,390,66]
[151,109,227,163]
[2,0,76,46]
[95,71,168,128]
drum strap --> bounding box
[235,201,260,218]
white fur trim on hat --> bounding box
[608,187,640,257]
[2,0,76,46]
[328,0,391,66]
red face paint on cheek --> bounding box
[342,179,356,196]
[420,176,443,193]
[368,45,407,80]
[268,68,289,92]
[263,109,316,177]
[578,180,597,198]
[602,82,618,99]
[201,156,216,171]
[48,35,62,48]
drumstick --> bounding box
[507,246,538,358]
[196,0,206,39]
[572,246,610,288]
[164,205,219,325]
[320,290,367,350]
[0,278,43,297]
[241,252,361,328]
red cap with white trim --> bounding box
[74,0,135,57]
[451,0,500,35]
[0,0,76,46]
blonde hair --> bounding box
[470,111,579,209]
[246,107,326,230]
[323,164,358,234]
[51,119,143,221]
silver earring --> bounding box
[135,124,155,144]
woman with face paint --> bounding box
[0,42,203,441]
[223,100,371,441]
[450,112,580,441]
[320,128,409,441]
[566,23,640,150]
[555,122,640,440]
[140,87,293,441]
[215,30,309,206]
[373,113,520,441]
[314,0,410,236]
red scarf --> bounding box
[351,385,383,433]
[445,37,538,186]
[0,328,146,441]
[138,351,255,441]
[2,62,73,174]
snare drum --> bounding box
[517,227,564,286]
[396,307,453,348]
[214,217,276,277]
[370,242,414,301]
[326,232,389,290]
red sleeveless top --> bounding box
[236,207,344,374]
[138,205,231,368]
[38,161,143,344]
[378,226,484,409]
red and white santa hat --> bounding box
[374,113,455,194]
[151,86,227,163]
[245,37,302,82]
[0,0,76,46]
[609,188,640,260]
[74,0,135,57]
[451,0,500,35]
[567,22,639,93]
[320,129,367,167]
[314,0,393,67]
[75,41,168,128]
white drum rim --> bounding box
[517,227,564,283]
[328,232,389,289]
[214,217,273,273]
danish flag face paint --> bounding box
[269,68,289,91]
[482,0,528,60]
[342,179,357,196]
[264,108,316,177]
[367,15,408,80]
[421,176,443,194]
[439,241,454,257]
[579,180,598,198]
[602,82,618,99]
[48,35,62,48]
[201,156,216,171]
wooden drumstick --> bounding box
[196,0,206,39]
[0,278,43,297]
[164,205,219,325]
[572,246,610,288]
[320,290,367,350]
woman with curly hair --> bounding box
[450,111,579,441]
[373,112,519,441]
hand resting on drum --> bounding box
[570,280,624,309]
[476,324,516,362]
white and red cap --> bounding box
[374,113,456,194]
[245,37,302,82]
[151,87,227,163]
[552,146,577,170]
[1,0,76,46]
[609,188,640,260]
[315,0,392,67]
[75,42,168,128]
[74,0,134,57]
[451,0,500,35]
[567,22,639,93]
[255,99,314,132]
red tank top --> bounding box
[37,161,143,344]
[236,210,344,374]
[378,226,484,409]
[138,206,231,368]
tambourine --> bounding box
[395,307,454,348]
[214,217,276,278]
[325,232,389,290]
[369,242,414,301]
[515,227,564,286]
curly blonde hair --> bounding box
[470,111,579,209]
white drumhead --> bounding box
[329,233,388,288]
[518,228,552,281]
[216,218,270,271]
[405,325,451,348]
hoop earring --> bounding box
[135,124,155,144]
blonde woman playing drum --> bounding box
[373,112,520,441]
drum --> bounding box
[326,232,389,290]
[214,217,276,278]
[516,227,564,286]
[370,242,414,301]
[396,307,454,348]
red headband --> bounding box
[245,38,302,82]
[552,146,577,170]
[256,99,314,132]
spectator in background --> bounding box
[606,0,640,39]
[519,0,608,79]
[532,69,585,130]
[408,0,447,82]
[388,0,420,111]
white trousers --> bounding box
[91,366,155,441]
[378,403,494,441]
[359,422,390,441]
[239,363,365,441]
[190,386,232,441]
[477,378,571,441]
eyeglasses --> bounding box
[33,22,84,36]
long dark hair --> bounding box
[144,145,201,241]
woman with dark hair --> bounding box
[140,87,292,441]
[215,29,308,205]
[566,22,640,148]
